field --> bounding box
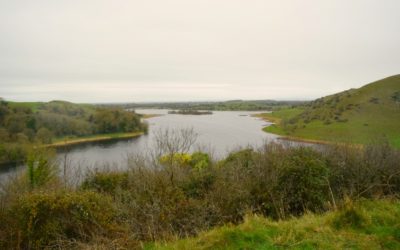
[7,101,44,112]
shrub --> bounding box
[26,149,57,189]
[159,153,192,167]
[7,190,119,249]
[81,171,129,194]
[223,149,255,169]
[190,152,211,170]
[277,147,330,215]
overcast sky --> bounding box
[0,0,399,103]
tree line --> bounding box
[0,100,146,165]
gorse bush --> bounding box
[0,141,399,248]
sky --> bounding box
[0,0,399,103]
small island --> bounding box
[168,110,213,115]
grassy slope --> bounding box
[148,200,400,250]
[259,75,400,148]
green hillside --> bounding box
[148,199,400,250]
[259,75,400,147]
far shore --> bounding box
[140,114,163,119]
[48,113,161,148]
[48,131,144,148]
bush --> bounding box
[81,171,129,194]
[1,142,399,248]
[159,153,192,167]
[277,147,330,215]
[190,152,211,170]
[5,190,119,249]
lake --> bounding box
[0,109,280,182]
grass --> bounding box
[7,101,43,112]
[257,75,400,148]
[147,199,400,250]
[254,108,304,124]
[50,131,144,147]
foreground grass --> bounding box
[147,199,400,250]
[50,131,144,147]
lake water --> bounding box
[0,109,280,182]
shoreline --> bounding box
[49,112,159,148]
[48,131,144,148]
[140,114,163,119]
[254,113,362,147]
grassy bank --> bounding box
[256,75,400,148]
[148,199,400,250]
[50,131,144,147]
[254,108,304,136]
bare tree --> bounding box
[151,127,198,184]
[153,127,198,158]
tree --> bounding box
[26,148,56,189]
[36,127,54,144]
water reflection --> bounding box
[1,109,279,182]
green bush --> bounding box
[8,190,119,249]
[81,171,129,194]
[190,152,211,170]
[278,147,330,215]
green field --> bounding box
[258,75,400,148]
[148,199,400,250]
[7,101,44,112]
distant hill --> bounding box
[105,99,307,111]
[261,75,400,147]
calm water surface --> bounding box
[0,109,279,182]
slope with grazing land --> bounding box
[257,75,400,147]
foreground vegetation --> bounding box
[0,131,399,249]
[258,75,400,148]
[149,199,400,249]
[0,100,147,165]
